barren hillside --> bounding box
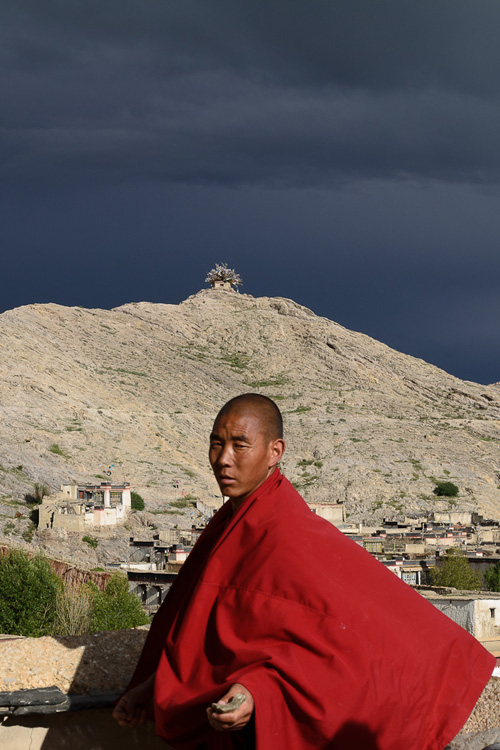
[1,288,500,559]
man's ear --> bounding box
[269,439,285,467]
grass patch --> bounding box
[221,352,251,371]
[174,464,196,479]
[388,500,404,512]
[285,405,311,414]
[170,495,197,510]
[22,523,36,543]
[245,374,289,388]
[104,367,147,378]
[48,444,68,457]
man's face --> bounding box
[209,409,283,506]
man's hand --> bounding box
[207,683,254,732]
[112,674,155,728]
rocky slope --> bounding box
[1,288,500,556]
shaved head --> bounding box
[215,393,283,441]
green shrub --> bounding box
[0,552,148,636]
[130,491,145,511]
[433,481,459,497]
[485,561,500,592]
[82,535,98,549]
[430,549,482,590]
[0,550,62,636]
[85,573,149,631]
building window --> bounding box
[490,608,496,619]
[402,572,417,585]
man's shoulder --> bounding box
[264,474,335,532]
[245,474,341,558]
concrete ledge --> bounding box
[0,686,121,715]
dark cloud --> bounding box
[2,1,500,190]
[2,1,500,384]
[5,1,500,94]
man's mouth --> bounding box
[218,476,236,485]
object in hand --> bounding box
[211,694,247,713]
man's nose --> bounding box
[217,444,232,465]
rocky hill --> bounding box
[1,288,500,560]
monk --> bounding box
[113,393,495,749]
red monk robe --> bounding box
[127,469,494,750]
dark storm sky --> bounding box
[2,1,500,384]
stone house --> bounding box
[308,500,345,525]
[38,482,131,531]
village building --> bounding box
[38,482,132,531]
[382,557,434,586]
[421,588,500,657]
[114,536,197,615]
[308,500,345,525]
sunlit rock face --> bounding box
[2,288,500,565]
